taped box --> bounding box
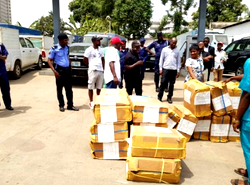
[90,141,128,159]
[173,105,198,142]
[228,116,240,142]
[128,96,168,124]
[130,126,187,159]
[205,81,233,116]
[193,116,211,141]
[94,92,132,123]
[100,88,128,97]
[210,115,230,143]
[133,122,168,128]
[167,108,180,129]
[126,157,181,184]
[184,79,212,117]
[227,82,241,116]
[90,120,128,143]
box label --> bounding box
[229,124,240,137]
[130,96,148,102]
[100,102,117,123]
[194,92,211,105]
[177,118,196,135]
[184,89,191,104]
[145,126,172,133]
[143,105,160,123]
[97,123,115,142]
[212,93,232,111]
[195,120,211,132]
[230,96,240,110]
[167,118,177,129]
[105,89,120,95]
[211,124,230,136]
[103,142,120,159]
[104,95,121,102]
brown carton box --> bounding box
[128,96,168,124]
[126,157,181,184]
[167,108,180,129]
[205,81,233,116]
[210,115,230,143]
[130,126,187,159]
[227,82,241,116]
[133,122,168,128]
[193,116,212,141]
[90,141,128,159]
[184,79,212,117]
[99,88,128,97]
[173,105,198,142]
[228,116,240,142]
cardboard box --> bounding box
[133,122,168,128]
[173,105,198,142]
[90,141,128,159]
[90,121,128,143]
[100,88,128,97]
[227,82,241,116]
[184,79,212,117]
[205,81,233,116]
[228,116,240,142]
[193,116,211,141]
[167,108,180,129]
[94,91,132,123]
[130,126,187,159]
[126,157,181,184]
[128,96,168,124]
[210,115,230,143]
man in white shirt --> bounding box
[104,37,123,88]
[158,38,181,104]
[84,35,104,109]
[213,42,227,81]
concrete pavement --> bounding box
[0,68,245,185]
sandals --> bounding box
[231,179,250,185]
[235,168,248,178]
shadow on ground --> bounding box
[0,106,31,118]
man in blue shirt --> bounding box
[48,33,79,112]
[119,40,128,89]
[146,32,170,92]
[139,38,148,80]
[0,43,13,110]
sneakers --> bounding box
[89,102,95,110]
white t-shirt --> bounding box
[214,49,227,69]
[104,46,121,84]
[84,46,104,71]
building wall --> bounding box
[224,21,250,41]
[0,0,12,23]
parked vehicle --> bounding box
[21,35,53,64]
[223,37,250,76]
[145,48,155,71]
[0,27,42,79]
[69,43,92,78]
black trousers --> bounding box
[125,77,142,96]
[158,69,177,100]
[0,73,11,108]
[55,66,73,107]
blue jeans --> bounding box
[240,127,250,183]
[106,81,117,89]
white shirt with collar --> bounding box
[204,46,209,52]
[159,46,181,72]
[214,49,227,69]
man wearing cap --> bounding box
[124,41,144,95]
[213,42,227,82]
[146,32,170,92]
[139,38,148,80]
[0,43,14,110]
[84,35,105,109]
[119,40,128,89]
[48,33,79,112]
[104,37,123,88]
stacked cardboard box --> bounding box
[126,126,187,184]
[227,82,241,117]
[90,89,132,159]
[167,108,181,129]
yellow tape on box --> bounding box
[210,115,230,143]
[193,116,211,141]
[227,82,241,116]
[133,122,168,128]
[167,108,181,129]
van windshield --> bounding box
[215,35,228,45]
[29,38,42,49]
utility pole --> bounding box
[52,0,60,44]
[197,0,207,42]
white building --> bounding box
[0,0,12,23]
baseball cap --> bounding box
[91,35,103,42]
[140,38,146,43]
[218,41,223,45]
[111,36,124,44]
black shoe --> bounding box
[158,97,162,102]
[156,87,160,92]
[59,107,65,112]
[6,106,14,110]
[67,106,79,111]
[167,98,172,104]
[165,88,169,93]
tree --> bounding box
[161,0,194,34]
[112,0,153,39]
[29,11,70,36]
[190,0,248,29]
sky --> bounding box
[11,0,250,28]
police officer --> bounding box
[139,38,148,80]
[119,39,128,89]
[48,33,79,112]
[146,32,170,92]
[0,43,13,110]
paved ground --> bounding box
[0,68,246,185]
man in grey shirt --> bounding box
[158,38,181,104]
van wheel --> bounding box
[235,63,244,76]
[36,57,43,70]
[13,61,21,79]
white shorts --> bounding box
[88,70,104,90]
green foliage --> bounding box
[190,0,249,29]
